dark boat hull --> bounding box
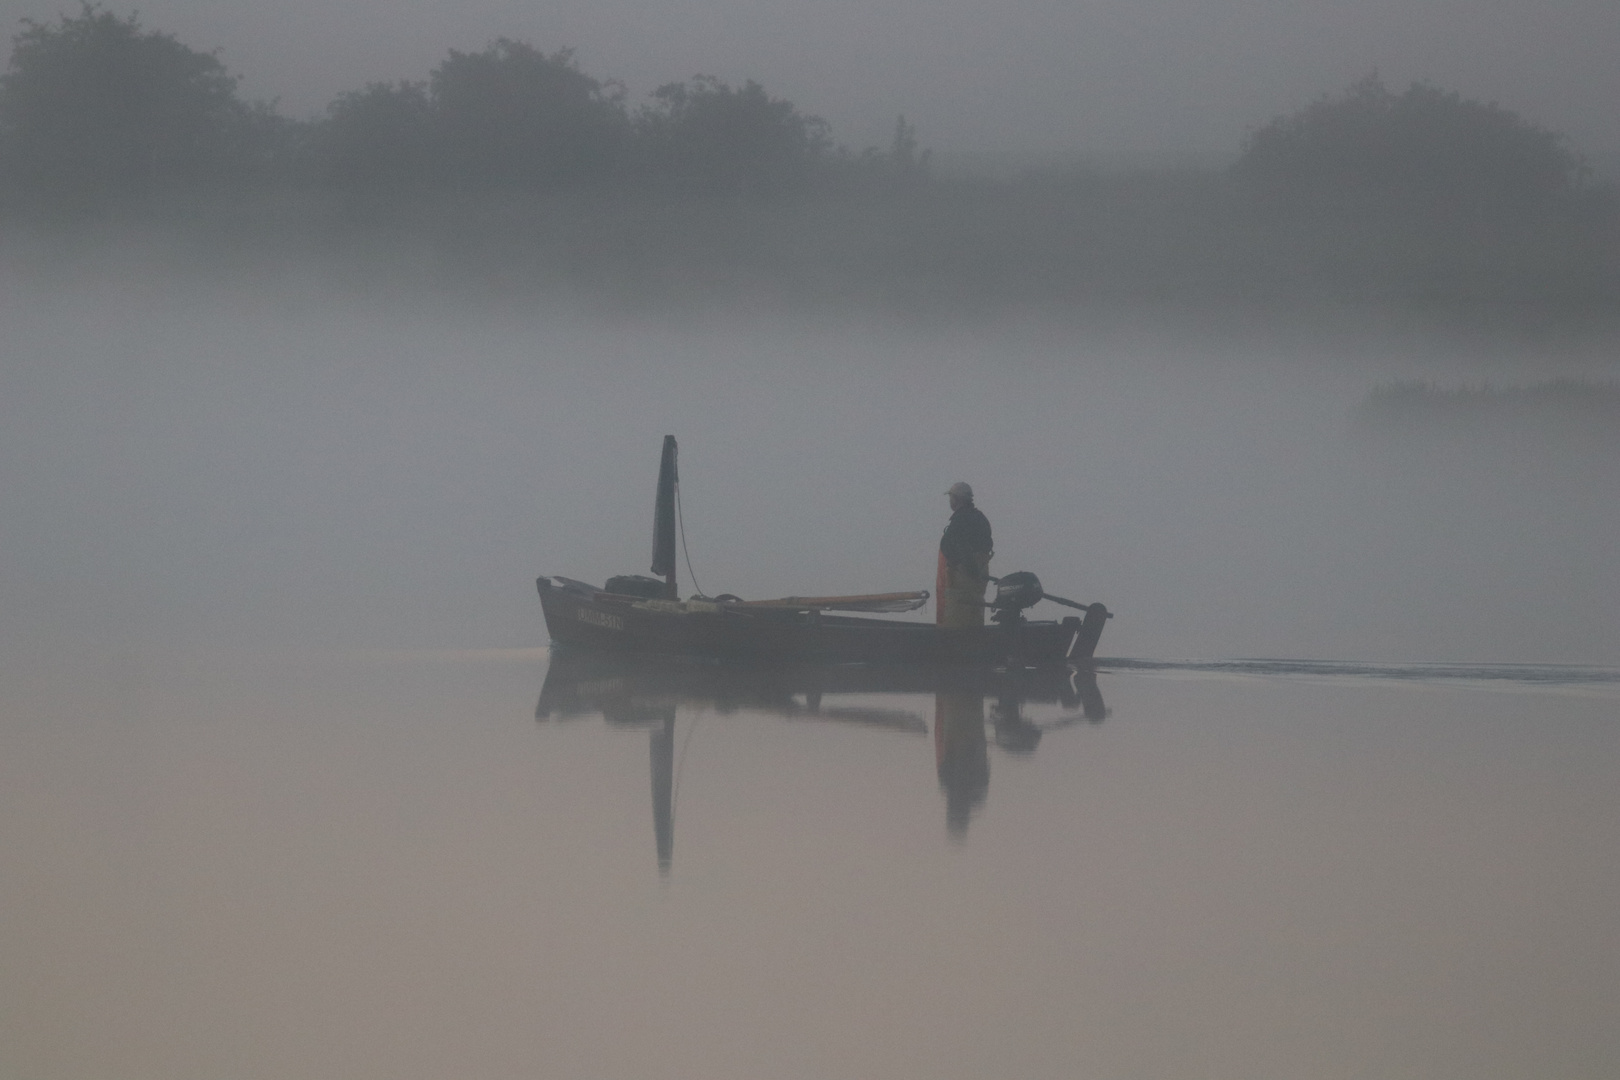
[538,577,1107,666]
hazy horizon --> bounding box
[4,248,1617,667]
[2,0,1616,170]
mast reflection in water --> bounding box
[649,709,675,874]
[536,650,1107,869]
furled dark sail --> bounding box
[650,435,678,596]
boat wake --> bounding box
[1097,657,1620,696]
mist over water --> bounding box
[6,6,1620,1072]
[5,7,1619,1073]
[3,246,1619,1080]
[3,255,1616,664]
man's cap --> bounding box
[946,482,973,499]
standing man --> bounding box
[937,481,993,627]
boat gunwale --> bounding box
[542,577,1073,632]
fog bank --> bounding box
[2,259,1616,664]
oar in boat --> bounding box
[732,592,930,614]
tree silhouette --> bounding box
[634,76,831,195]
[427,40,627,190]
[0,3,255,203]
[320,81,433,196]
[1235,74,1580,214]
[888,115,929,182]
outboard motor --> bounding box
[989,571,1046,623]
[988,571,1112,634]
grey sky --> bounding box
[3,0,1616,164]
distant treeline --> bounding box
[2,5,1616,316]
[0,5,920,204]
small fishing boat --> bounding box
[537,436,1110,666]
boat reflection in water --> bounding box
[536,649,1108,871]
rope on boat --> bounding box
[675,473,708,599]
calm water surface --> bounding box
[3,648,1615,1079]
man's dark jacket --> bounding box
[940,504,993,576]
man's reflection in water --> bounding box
[933,673,1109,836]
[934,690,989,838]
[650,708,675,876]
